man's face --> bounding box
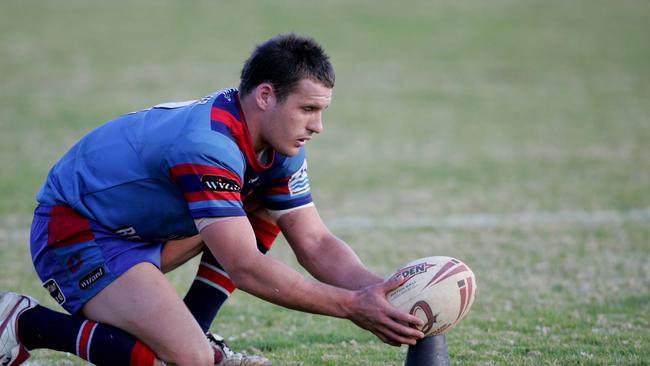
[261,79,332,157]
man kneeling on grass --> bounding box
[1,33,423,366]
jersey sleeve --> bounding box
[261,157,313,212]
[165,134,247,219]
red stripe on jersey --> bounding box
[170,164,241,185]
[198,265,236,294]
[77,320,97,361]
[184,190,240,203]
[266,185,290,195]
[211,107,242,130]
[248,215,280,250]
[48,206,94,247]
[129,340,156,366]
[213,97,275,172]
[211,108,248,162]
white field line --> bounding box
[327,207,650,231]
[1,208,649,243]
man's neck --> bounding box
[238,94,268,155]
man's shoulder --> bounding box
[260,148,308,182]
[168,132,246,173]
[272,148,307,170]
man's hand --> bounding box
[346,278,425,346]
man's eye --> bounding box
[302,107,315,112]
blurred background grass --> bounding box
[1,0,649,364]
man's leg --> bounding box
[181,249,233,332]
[8,293,160,366]
[82,262,214,366]
[23,204,213,366]
[7,263,214,366]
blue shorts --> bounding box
[30,204,164,315]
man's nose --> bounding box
[308,114,323,134]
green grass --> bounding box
[1,0,649,364]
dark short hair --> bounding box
[239,33,335,102]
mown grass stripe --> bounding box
[329,207,650,230]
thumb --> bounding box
[382,275,407,294]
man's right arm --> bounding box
[199,216,424,346]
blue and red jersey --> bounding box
[36,89,312,242]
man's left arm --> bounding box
[277,205,383,290]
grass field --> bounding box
[1,0,649,365]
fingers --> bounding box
[379,309,425,341]
[375,323,420,346]
[379,278,425,326]
[388,317,425,340]
[353,312,423,346]
[377,278,426,331]
[352,281,427,346]
[373,309,425,345]
[386,306,425,329]
[382,276,407,293]
[372,330,401,347]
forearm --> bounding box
[232,252,356,318]
[277,206,383,289]
[298,234,383,290]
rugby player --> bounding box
[1,33,424,366]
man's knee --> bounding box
[82,263,214,366]
[165,340,214,366]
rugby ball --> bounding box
[387,256,476,336]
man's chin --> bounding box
[283,148,300,157]
[271,143,300,157]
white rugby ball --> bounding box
[387,256,477,336]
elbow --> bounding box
[294,246,319,271]
[224,256,263,292]
[293,235,335,274]
[227,264,252,289]
[292,235,327,269]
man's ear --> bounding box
[254,83,275,111]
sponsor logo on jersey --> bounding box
[115,226,142,240]
[288,160,310,195]
[79,266,105,290]
[202,175,241,192]
[219,89,234,102]
[44,278,66,305]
